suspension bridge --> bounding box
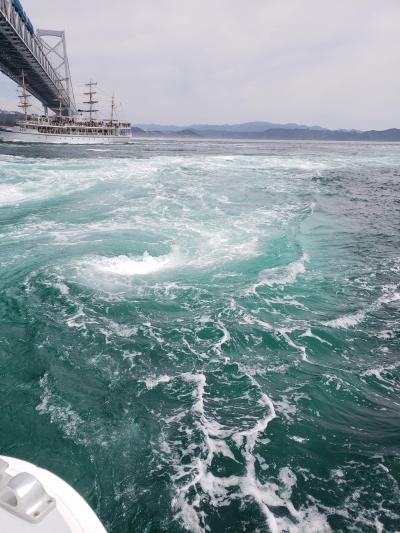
[0,0,76,116]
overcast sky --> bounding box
[1,0,400,129]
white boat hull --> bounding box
[0,456,106,532]
[0,127,132,145]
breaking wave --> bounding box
[247,254,309,295]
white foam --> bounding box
[87,247,181,277]
[324,284,400,330]
[86,148,115,152]
[240,309,273,331]
[105,319,138,338]
[275,396,297,422]
[279,330,309,362]
[378,289,400,305]
[290,436,308,443]
[324,311,366,329]
[323,374,345,391]
[169,371,330,533]
[145,375,171,390]
[213,321,231,353]
[248,254,309,295]
[0,159,107,205]
[36,373,84,441]
[53,281,70,295]
[65,304,89,331]
[362,361,400,383]
[300,328,332,346]
[0,183,28,205]
[189,234,260,268]
[74,229,260,287]
[269,296,308,310]
[376,330,395,340]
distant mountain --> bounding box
[131,126,201,138]
[133,122,400,142]
[235,128,400,141]
[131,126,146,135]
[175,128,202,137]
[136,121,324,133]
[0,109,22,126]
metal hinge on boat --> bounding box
[0,458,56,523]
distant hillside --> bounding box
[136,121,324,133]
[131,126,201,138]
[0,109,22,126]
[235,128,400,141]
[133,122,400,142]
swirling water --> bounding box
[0,139,399,532]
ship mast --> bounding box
[18,72,31,121]
[57,90,63,120]
[83,81,98,121]
[110,94,115,124]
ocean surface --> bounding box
[0,139,399,533]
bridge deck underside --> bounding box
[0,14,69,114]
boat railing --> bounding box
[18,115,131,130]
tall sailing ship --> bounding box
[0,76,132,144]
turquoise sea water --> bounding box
[0,140,399,532]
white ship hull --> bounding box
[0,127,132,145]
[0,456,106,532]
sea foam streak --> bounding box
[36,373,84,442]
[169,372,329,533]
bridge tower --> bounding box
[36,30,75,117]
